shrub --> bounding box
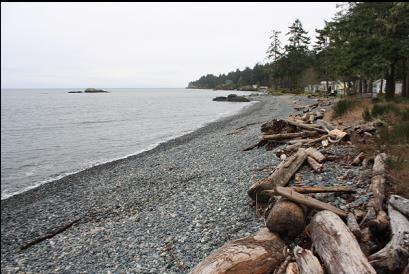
[332,98,357,118]
[371,103,400,117]
[362,108,372,121]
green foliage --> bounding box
[332,98,358,117]
[371,103,401,117]
[362,108,372,121]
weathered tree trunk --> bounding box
[380,79,384,94]
[290,185,353,194]
[293,246,324,274]
[389,195,409,218]
[274,186,347,217]
[308,210,377,274]
[189,228,286,274]
[368,203,409,274]
[385,62,396,100]
[266,199,306,238]
[368,79,373,94]
[359,79,363,94]
[363,79,368,93]
[248,148,307,202]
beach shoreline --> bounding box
[1,94,313,273]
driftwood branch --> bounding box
[274,186,347,217]
[21,218,81,250]
[389,195,409,218]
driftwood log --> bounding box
[293,246,324,274]
[389,195,409,218]
[347,212,362,240]
[362,153,388,232]
[307,156,322,172]
[308,210,376,274]
[264,185,354,195]
[248,148,307,203]
[266,199,306,238]
[368,202,409,274]
[274,186,347,217]
[285,119,327,134]
[305,147,325,162]
[189,228,286,274]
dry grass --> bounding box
[328,96,409,198]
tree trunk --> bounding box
[403,59,408,98]
[385,62,396,100]
[294,246,324,274]
[266,199,306,239]
[189,228,286,274]
[363,79,368,93]
[368,79,373,94]
[380,79,384,94]
[368,202,409,273]
[359,79,363,94]
[308,210,377,274]
[248,148,307,202]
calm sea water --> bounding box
[1,88,253,199]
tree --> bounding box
[266,30,283,62]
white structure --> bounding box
[372,79,402,95]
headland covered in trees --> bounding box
[188,3,409,99]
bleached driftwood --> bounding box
[368,202,409,273]
[263,185,354,195]
[308,210,376,274]
[389,195,409,218]
[285,119,327,134]
[189,228,286,274]
[248,148,307,202]
[293,246,324,274]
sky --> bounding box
[1,2,339,89]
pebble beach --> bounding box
[2,95,321,273]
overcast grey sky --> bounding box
[1,2,338,88]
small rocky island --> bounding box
[68,88,109,94]
[213,94,250,102]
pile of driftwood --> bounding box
[190,100,409,274]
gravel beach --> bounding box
[1,95,314,273]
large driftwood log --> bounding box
[389,195,409,218]
[266,199,306,238]
[305,147,325,162]
[362,153,387,232]
[274,186,347,217]
[368,203,409,274]
[189,228,286,274]
[293,246,324,274]
[248,148,307,202]
[308,210,376,274]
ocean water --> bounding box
[1,88,254,199]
